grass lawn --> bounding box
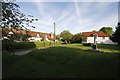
[2,44,120,78]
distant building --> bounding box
[82,30,115,44]
[1,28,54,42]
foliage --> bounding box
[71,33,82,43]
[60,30,73,43]
[34,41,62,48]
[99,27,113,36]
[1,0,38,29]
[2,40,36,51]
[56,34,61,41]
[14,42,36,50]
[2,40,62,51]
[111,22,120,45]
[82,43,92,46]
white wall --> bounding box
[86,37,94,43]
[96,37,109,43]
[28,37,42,42]
[86,37,115,44]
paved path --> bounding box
[14,46,52,56]
[15,49,33,56]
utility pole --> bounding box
[54,22,56,46]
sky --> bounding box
[17,0,119,34]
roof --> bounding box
[82,31,108,37]
[2,28,54,40]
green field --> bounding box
[2,44,120,78]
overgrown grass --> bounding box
[2,44,120,78]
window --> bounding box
[36,34,40,37]
[103,37,105,39]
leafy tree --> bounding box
[111,22,120,45]
[81,35,87,42]
[56,34,61,41]
[60,30,73,43]
[99,27,113,36]
[71,33,82,43]
[1,0,38,29]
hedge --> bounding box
[2,40,62,51]
[2,40,36,51]
[34,41,62,48]
[82,43,92,46]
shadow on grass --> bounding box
[2,45,120,79]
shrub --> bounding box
[56,41,62,45]
[82,43,92,46]
[2,40,62,51]
[34,41,62,48]
[14,42,36,49]
[2,40,36,51]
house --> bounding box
[82,30,115,44]
[1,28,54,42]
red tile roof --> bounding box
[2,28,54,40]
[82,31,108,37]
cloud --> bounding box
[74,0,81,17]
[91,13,118,31]
[19,2,118,34]
[70,12,118,34]
[16,0,119,2]
[56,11,71,22]
[69,2,118,34]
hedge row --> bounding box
[82,43,93,46]
[2,40,36,51]
[2,40,62,51]
[34,41,62,48]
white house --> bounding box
[82,31,115,44]
[25,31,54,42]
[28,33,42,42]
[1,28,54,42]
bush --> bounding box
[56,41,62,45]
[14,42,36,49]
[2,40,62,51]
[82,43,92,46]
[34,41,62,48]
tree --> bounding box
[99,27,113,36]
[71,33,82,43]
[60,30,73,43]
[1,0,38,29]
[111,22,120,45]
[56,34,61,41]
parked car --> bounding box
[62,41,67,44]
